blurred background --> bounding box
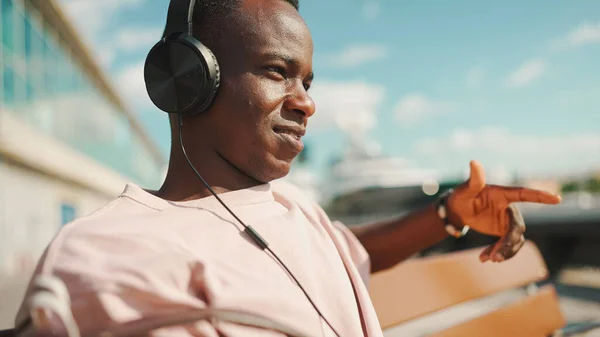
[0,0,599,333]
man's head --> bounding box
[168,0,315,185]
[188,0,300,48]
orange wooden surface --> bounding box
[369,241,549,329]
[430,285,566,337]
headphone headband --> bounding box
[163,0,196,38]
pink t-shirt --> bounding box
[16,180,384,337]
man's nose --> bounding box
[284,82,316,120]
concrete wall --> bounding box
[0,113,132,278]
[0,160,113,277]
[0,158,121,329]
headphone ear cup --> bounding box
[193,42,221,113]
[144,35,220,115]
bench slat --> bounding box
[430,285,565,337]
[369,241,549,328]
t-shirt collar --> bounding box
[121,182,274,211]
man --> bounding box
[14,0,561,336]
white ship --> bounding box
[311,139,456,225]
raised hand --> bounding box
[446,160,561,262]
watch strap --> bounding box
[436,189,470,238]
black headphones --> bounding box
[144,0,220,115]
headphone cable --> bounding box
[177,115,341,337]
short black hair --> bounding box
[191,0,300,49]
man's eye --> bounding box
[266,66,286,77]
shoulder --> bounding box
[270,179,313,202]
[270,178,334,227]
[61,193,152,232]
[270,179,321,211]
[39,194,154,266]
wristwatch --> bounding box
[436,189,470,238]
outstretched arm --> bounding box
[350,160,561,274]
[350,204,447,273]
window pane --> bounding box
[43,70,56,95]
[1,0,14,51]
[42,34,59,95]
[56,49,72,94]
[25,81,34,102]
[2,63,15,104]
[13,70,25,104]
[24,12,33,59]
[60,203,76,226]
[31,23,45,71]
[12,2,24,57]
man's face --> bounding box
[196,0,315,183]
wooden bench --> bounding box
[368,240,596,337]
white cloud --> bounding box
[323,44,388,68]
[115,28,163,52]
[362,2,380,20]
[554,22,600,49]
[507,59,547,88]
[57,0,145,40]
[97,49,118,69]
[466,66,485,89]
[56,0,156,68]
[414,128,600,174]
[307,80,385,138]
[115,61,154,111]
[394,93,451,125]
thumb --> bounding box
[479,244,494,262]
[466,160,486,196]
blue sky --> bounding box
[59,0,600,181]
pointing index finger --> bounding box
[501,187,562,205]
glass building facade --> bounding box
[0,0,164,187]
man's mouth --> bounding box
[273,126,305,140]
[274,129,302,140]
[273,126,305,152]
